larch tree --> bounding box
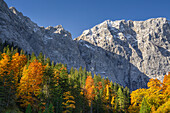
[0,53,16,108]
[85,76,95,113]
[17,59,45,109]
[10,53,27,85]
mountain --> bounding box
[0,0,85,70]
[75,18,170,90]
[0,0,169,90]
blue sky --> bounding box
[5,0,170,38]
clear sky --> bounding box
[5,0,170,39]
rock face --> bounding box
[0,0,85,69]
[75,18,170,90]
[0,0,169,90]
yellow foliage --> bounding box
[17,59,44,107]
[128,105,140,113]
[85,76,95,106]
[0,53,10,77]
[130,72,170,113]
[62,91,76,112]
[155,98,170,113]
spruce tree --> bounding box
[49,103,54,113]
[140,98,151,113]
[26,104,32,113]
[117,87,125,111]
[82,67,87,87]
[0,79,5,112]
[114,82,118,92]
[78,66,83,86]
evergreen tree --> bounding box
[70,67,74,75]
[26,104,32,113]
[30,52,36,61]
[38,52,44,64]
[78,66,83,86]
[49,103,54,113]
[114,82,118,92]
[82,67,87,87]
[140,98,151,113]
[117,87,126,112]
[101,77,105,92]
[0,79,5,112]
[46,57,51,66]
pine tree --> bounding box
[140,98,151,113]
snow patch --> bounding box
[33,28,39,32]
[45,36,53,39]
[84,44,95,50]
[43,35,53,44]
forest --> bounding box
[0,44,169,113]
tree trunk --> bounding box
[90,101,93,113]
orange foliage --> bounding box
[85,76,95,106]
[0,53,27,87]
[97,81,103,90]
[129,72,170,112]
[10,53,27,85]
[17,59,44,107]
[0,53,10,77]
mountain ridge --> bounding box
[0,0,169,90]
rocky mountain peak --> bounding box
[0,0,169,90]
[76,18,170,90]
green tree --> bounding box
[140,98,151,113]
[117,87,126,112]
[49,103,54,113]
[26,104,32,113]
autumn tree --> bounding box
[0,53,16,108]
[85,76,95,113]
[17,59,44,110]
[129,72,170,113]
[10,53,27,85]
[62,91,75,113]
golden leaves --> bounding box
[129,72,170,112]
[17,59,45,107]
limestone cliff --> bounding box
[0,0,169,90]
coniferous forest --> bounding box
[0,44,169,113]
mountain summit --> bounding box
[0,0,169,90]
[75,18,170,90]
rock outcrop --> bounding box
[0,0,169,90]
[0,0,85,70]
[75,18,170,90]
